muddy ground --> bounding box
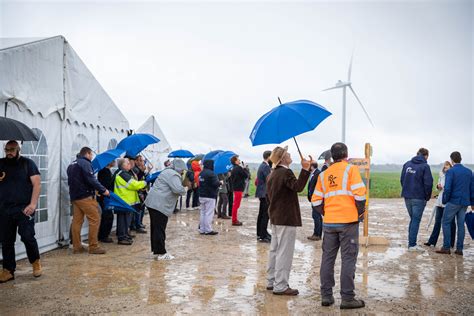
[1,198,473,315]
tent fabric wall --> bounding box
[0,36,130,260]
[136,115,172,171]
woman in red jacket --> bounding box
[230,156,249,226]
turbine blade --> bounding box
[349,85,375,127]
[322,85,341,92]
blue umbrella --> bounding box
[91,149,125,173]
[213,151,237,175]
[103,192,137,213]
[117,133,160,157]
[249,98,332,158]
[145,171,162,184]
[168,149,194,158]
[203,150,224,161]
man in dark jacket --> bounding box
[266,146,311,296]
[256,150,272,242]
[97,161,116,243]
[436,151,474,255]
[230,156,249,226]
[400,148,433,251]
[67,147,109,255]
[198,160,221,235]
[307,162,322,241]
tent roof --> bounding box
[0,36,129,131]
[136,115,172,153]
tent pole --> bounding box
[278,97,304,160]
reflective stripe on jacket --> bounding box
[311,161,366,224]
[114,170,146,205]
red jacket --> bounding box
[191,161,202,187]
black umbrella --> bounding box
[318,149,331,160]
[0,117,38,141]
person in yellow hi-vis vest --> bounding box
[311,142,366,310]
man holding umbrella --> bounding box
[266,146,311,295]
[0,140,42,283]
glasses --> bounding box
[4,147,17,153]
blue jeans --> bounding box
[442,203,467,251]
[405,199,426,247]
[427,206,456,247]
[311,205,323,237]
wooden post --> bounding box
[363,143,371,238]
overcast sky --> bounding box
[1,0,472,164]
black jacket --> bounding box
[231,165,249,192]
[199,160,221,199]
[307,168,321,202]
[98,168,114,191]
[67,157,106,201]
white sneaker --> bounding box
[408,245,425,252]
[155,253,175,260]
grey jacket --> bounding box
[145,167,186,217]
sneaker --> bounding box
[135,228,147,234]
[232,221,243,226]
[454,249,463,256]
[99,237,114,243]
[423,242,433,247]
[258,237,270,243]
[321,295,335,307]
[0,269,14,283]
[89,247,107,254]
[408,245,425,252]
[308,235,321,241]
[273,287,299,296]
[32,259,42,277]
[156,253,175,260]
[118,239,133,245]
[340,298,365,309]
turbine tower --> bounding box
[323,54,374,143]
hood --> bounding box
[411,155,427,164]
[203,159,214,171]
[171,159,186,174]
[191,160,201,172]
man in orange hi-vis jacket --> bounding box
[311,142,366,310]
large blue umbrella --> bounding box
[145,171,162,184]
[213,151,237,175]
[103,192,137,213]
[249,98,332,158]
[117,133,160,157]
[168,149,194,158]
[92,149,125,173]
[203,150,224,161]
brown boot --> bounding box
[0,269,14,283]
[32,259,42,278]
[73,247,87,254]
[89,247,106,255]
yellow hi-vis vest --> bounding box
[311,161,366,224]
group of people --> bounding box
[401,148,474,255]
[1,139,473,311]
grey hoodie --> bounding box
[145,159,187,217]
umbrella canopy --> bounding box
[203,150,224,161]
[168,149,194,158]
[103,192,137,213]
[117,133,160,157]
[0,117,39,141]
[145,171,162,184]
[318,149,332,160]
[249,99,331,146]
[213,151,237,175]
[91,148,125,173]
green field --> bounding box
[246,171,439,199]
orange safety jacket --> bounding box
[311,161,366,224]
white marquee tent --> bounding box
[0,36,130,259]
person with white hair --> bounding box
[145,159,187,260]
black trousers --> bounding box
[98,211,114,240]
[191,188,200,208]
[257,197,270,238]
[227,190,234,216]
[148,208,168,255]
[186,189,193,208]
[217,192,228,217]
[1,210,40,272]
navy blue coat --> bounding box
[199,160,221,199]
[67,157,106,201]
[400,155,433,201]
[442,164,474,206]
[255,161,271,198]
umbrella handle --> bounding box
[293,137,304,160]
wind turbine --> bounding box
[323,54,374,143]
